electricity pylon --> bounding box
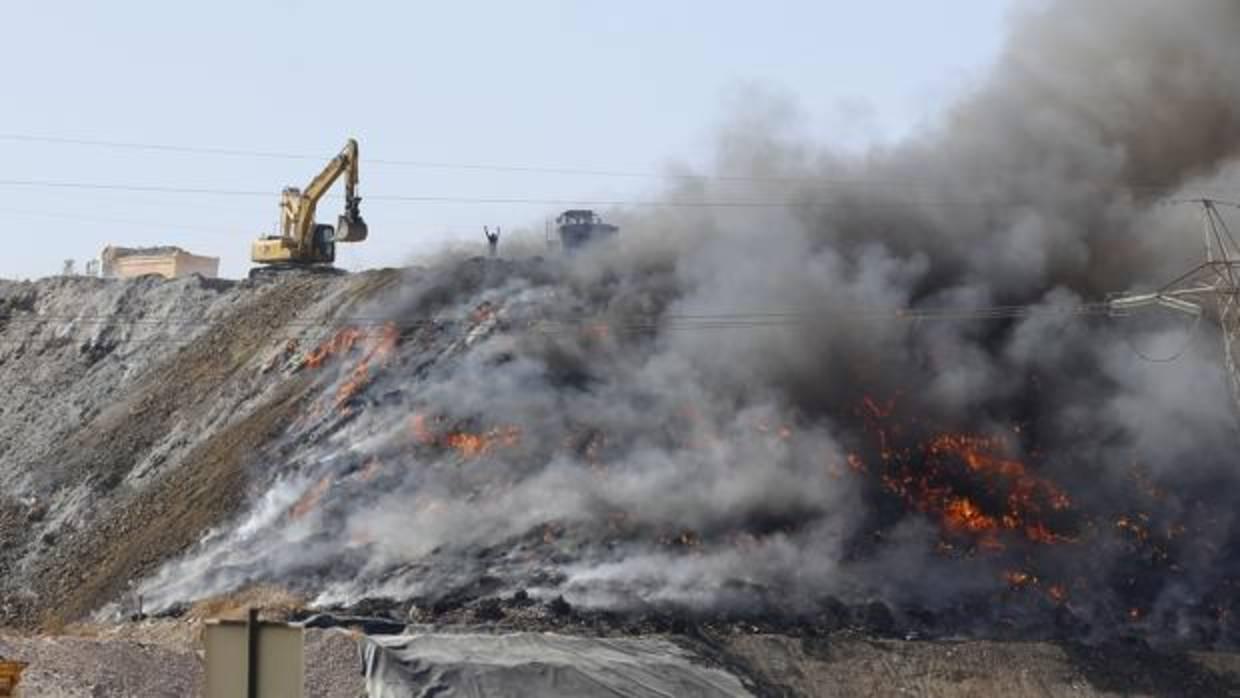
[1108,199,1240,412]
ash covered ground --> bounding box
[131,0,1240,649]
[4,1,1240,695]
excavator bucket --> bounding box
[337,214,368,242]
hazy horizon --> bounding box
[1,1,1014,279]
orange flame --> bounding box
[444,426,521,458]
[1003,569,1036,588]
[304,326,364,369]
[925,433,1071,512]
[943,497,997,533]
[883,434,1074,550]
[856,398,1074,552]
[301,323,400,412]
[408,412,521,459]
[445,432,489,458]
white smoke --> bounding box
[142,0,1240,638]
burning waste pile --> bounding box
[141,0,1240,646]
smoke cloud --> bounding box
[141,0,1240,643]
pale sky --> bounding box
[0,1,1016,279]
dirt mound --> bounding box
[0,624,366,698]
[0,632,199,697]
[0,270,404,629]
[2,260,1240,696]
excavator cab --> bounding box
[312,223,336,262]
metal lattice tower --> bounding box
[1109,199,1240,412]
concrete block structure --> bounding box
[100,246,220,280]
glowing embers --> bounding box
[445,428,522,458]
[409,413,522,459]
[303,326,364,369]
[1001,569,1075,606]
[1003,569,1036,588]
[854,397,1074,553]
[920,432,1070,547]
[302,322,400,412]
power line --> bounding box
[0,133,874,185]
[0,177,1204,212]
[1,131,1229,196]
[0,132,965,187]
[0,207,486,236]
[0,177,961,209]
[1166,197,1240,211]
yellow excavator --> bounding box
[250,138,368,276]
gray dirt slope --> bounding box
[4,268,1240,697]
[0,270,402,630]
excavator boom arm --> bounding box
[286,138,367,254]
[303,139,359,204]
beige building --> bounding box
[100,246,220,280]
